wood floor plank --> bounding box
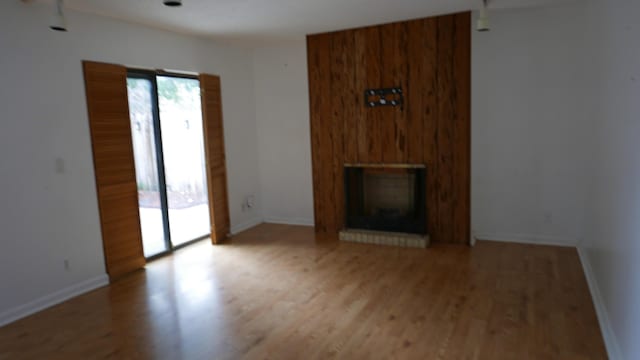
[0,224,607,359]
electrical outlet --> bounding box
[246,195,255,209]
[64,259,70,271]
[241,195,255,212]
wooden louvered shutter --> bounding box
[83,61,145,280]
[199,74,231,244]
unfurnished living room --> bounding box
[0,0,637,359]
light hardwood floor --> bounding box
[0,224,607,359]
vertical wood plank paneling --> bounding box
[436,15,455,243]
[83,61,145,280]
[364,26,383,163]
[320,38,338,233]
[307,34,334,233]
[406,19,426,164]
[200,74,231,244]
[408,18,439,239]
[306,12,471,244]
[392,22,409,163]
[422,17,440,170]
[354,29,368,164]
[423,18,440,242]
[452,13,471,244]
[380,24,398,163]
[380,22,409,164]
[342,31,359,164]
[330,31,347,230]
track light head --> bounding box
[476,0,490,32]
[50,0,67,32]
[163,0,182,7]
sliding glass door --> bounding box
[127,76,169,258]
[126,71,211,258]
[157,76,211,247]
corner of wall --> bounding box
[263,217,314,227]
[230,216,264,235]
[473,232,578,247]
[577,246,622,360]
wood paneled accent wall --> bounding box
[307,12,470,244]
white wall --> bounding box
[471,3,591,246]
[578,0,640,358]
[0,2,261,323]
[473,1,640,358]
[253,41,314,225]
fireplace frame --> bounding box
[344,164,427,235]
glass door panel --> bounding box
[127,78,169,258]
[157,76,211,247]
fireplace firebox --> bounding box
[344,165,427,235]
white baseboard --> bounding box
[0,274,109,327]
[263,217,314,227]
[577,246,622,360]
[230,217,264,235]
[473,232,578,247]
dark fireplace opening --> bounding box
[344,165,427,235]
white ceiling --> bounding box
[52,0,569,42]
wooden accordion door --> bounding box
[83,60,145,280]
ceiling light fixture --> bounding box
[50,0,67,32]
[476,0,490,32]
[163,0,183,7]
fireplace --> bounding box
[344,165,427,235]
